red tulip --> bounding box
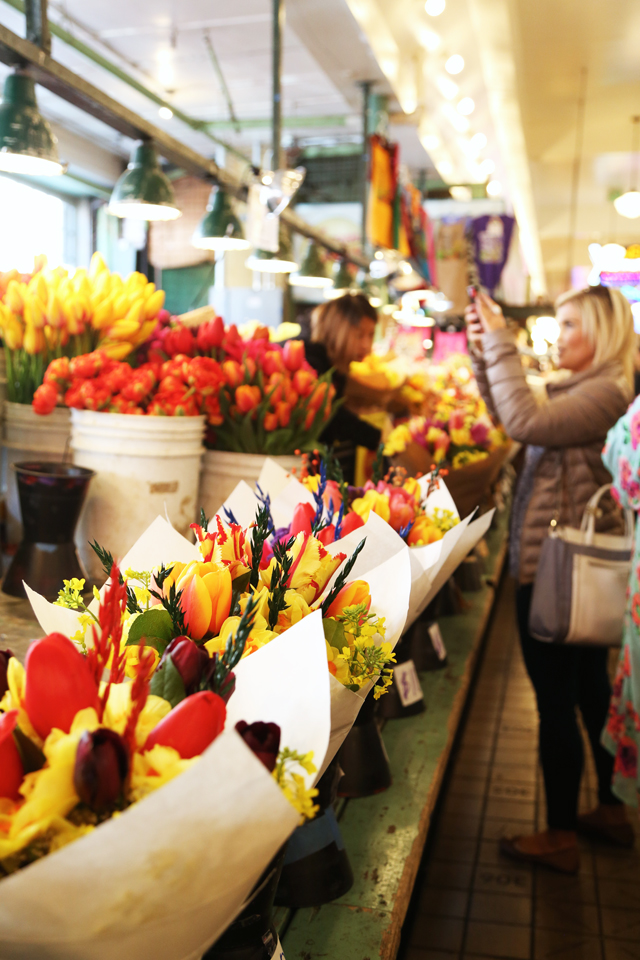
[162,636,209,692]
[235,720,281,772]
[197,316,225,352]
[144,690,227,758]
[32,381,59,416]
[276,401,291,427]
[222,360,244,388]
[290,502,315,536]
[388,491,415,532]
[317,524,336,545]
[24,633,100,740]
[0,647,14,700]
[0,710,24,800]
[262,350,285,377]
[340,512,365,537]
[283,339,305,372]
[235,384,262,414]
[263,411,278,431]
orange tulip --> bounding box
[293,368,315,397]
[222,359,244,387]
[283,339,305,372]
[263,411,278,431]
[325,580,372,619]
[235,384,262,414]
[202,566,233,634]
[276,401,291,427]
[180,574,213,640]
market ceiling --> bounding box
[0,0,639,296]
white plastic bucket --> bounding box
[71,410,205,581]
[200,450,301,519]
[2,401,71,544]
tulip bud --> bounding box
[73,728,129,812]
[325,579,372,619]
[24,633,100,740]
[235,384,262,414]
[0,710,24,800]
[235,720,281,772]
[0,646,14,699]
[290,501,315,536]
[317,524,336,545]
[32,381,59,416]
[145,690,226,758]
[161,636,209,693]
[283,339,305,372]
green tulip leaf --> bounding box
[126,608,175,653]
[149,655,186,708]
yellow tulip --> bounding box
[143,281,156,299]
[3,316,23,350]
[92,296,114,330]
[23,323,45,355]
[109,273,124,295]
[144,288,165,319]
[107,319,142,340]
[131,318,158,346]
[89,251,108,279]
[47,292,65,329]
[124,297,145,327]
[24,296,47,329]
[5,279,24,314]
[97,339,133,360]
[112,291,130,318]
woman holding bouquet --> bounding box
[302,293,382,482]
[465,285,636,872]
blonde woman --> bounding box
[302,294,380,481]
[465,285,636,873]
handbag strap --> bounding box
[580,483,634,544]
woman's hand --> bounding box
[468,292,507,333]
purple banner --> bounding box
[471,215,515,296]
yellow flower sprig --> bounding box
[326,603,395,699]
[272,748,319,822]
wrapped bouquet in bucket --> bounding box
[0,558,331,960]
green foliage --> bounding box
[321,537,367,617]
[149,655,186,708]
[125,608,174,655]
[267,537,295,631]
[249,504,271,591]
[89,541,141,615]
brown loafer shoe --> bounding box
[499,836,580,874]
[577,813,635,848]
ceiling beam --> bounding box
[0,20,370,267]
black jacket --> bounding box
[303,340,382,452]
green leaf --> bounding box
[12,725,46,773]
[323,618,346,649]
[149,655,186,708]
[126,608,174,647]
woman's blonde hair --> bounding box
[310,294,378,366]
[555,285,636,389]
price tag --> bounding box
[272,937,286,960]
[394,660,423,707]
[428,622,447,661]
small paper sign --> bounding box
[428,622,447,661]
[394,660,423,707]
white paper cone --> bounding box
[256,458,295,500]
[215,481,261,530]
[0,731,299,960]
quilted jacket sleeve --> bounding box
[469,347,499,421]
[481,329,629,447]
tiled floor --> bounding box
[400,576,640,960]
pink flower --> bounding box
[631,410,640,450]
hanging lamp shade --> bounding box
[108,142,181,221]
[332,259,354,292]
[0,73,63,176]
[246,224,298,273]
[290,242,333,288]
[192,187,250,250]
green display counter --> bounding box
[278,506,510,960]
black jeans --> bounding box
[515,583,621,831]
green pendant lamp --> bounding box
[290,241,333,288]
[0,73,64,176]
[192,187,250,250]
[246,223,298,273]
[108,142,181,221]
[332,259,354,294]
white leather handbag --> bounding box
[529,484,634,645]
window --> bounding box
[0,175,65,271]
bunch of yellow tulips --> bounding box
[0,253,166,403]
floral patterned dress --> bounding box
[602,397,640,805]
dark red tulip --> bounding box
[24,633,100,740]
[73,728,129,812]
[0,647,14,699]
[235,720,281,772]
[161,636,209,693]
[0,710,24,800]
[144,690,226,759]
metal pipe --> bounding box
[1,0,249,162]
[0,20,370,267]
[272,0,284,169]
[359,80,372,255]
[203,32,241,136]
[24,0,49,53]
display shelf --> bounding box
[279,505,510,960]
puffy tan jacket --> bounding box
[471,329,631,583]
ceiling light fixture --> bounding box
[445,55,464,75]
[441,104,469,132]
[457,97,475,116]
[486,179,502,197]
[418,28,441,52]
[290,242,334,288]
[469,132,487,153]
[614,116,640,219]
[479,158,495,176]
[108,142,181,220]
[425,0,446,16]
[0,73,64,176]
[158,106,173,120]
[421,133,440,151]
[246,225,298,274]
[192,187,250,250]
